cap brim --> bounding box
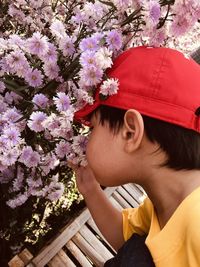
[74,101,100,126]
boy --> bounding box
[72,46,200,266]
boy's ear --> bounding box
[122,109,144,153]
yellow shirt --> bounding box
[122,186,200,267]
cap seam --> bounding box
[151,48,168,98]
[115,91,195,113]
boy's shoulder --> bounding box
[183,188,200,238]
[184,201,200,250]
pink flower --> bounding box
[0,136,8,152]
[41,43,58,63]
[55,141,71,158]
[29,0,43,9]
[25,68,44,87]
[42,113,61,132]
[19,146,33,163]
[3,126,21,146]
[171,15,191,37]
[53,92,70,112]
[146,0,161,25]
[2,148,20,166]
[43,62,59,79]
[12,167,24,192]
[27,176,42,188]
[149,28,166,46]
[46,182,65,201]
[5,50,29,74]
[27,111,47,132]
[106,30,123,51]
[4,92,14,105]
[0,99,8,113]
[6,192,28,208]
[8,4,26,21]
[26,32,49,57]
[0,81,5,93]
[59,36,75,57]
[0,167,14,183]
[4,92,23,105]
[72,135,88,155]
[111,0,132,11]
[32,93,49,109]
[19,146,40,168]
[8,34,25,48]
[79,37,99,52]
[2,108,22,123]
[80,65,103,86]
[40,153,58,175]
[80,51,97,67]
[26,151,40,168]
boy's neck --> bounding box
[140,168,200,229]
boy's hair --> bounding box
[93,105,200,171]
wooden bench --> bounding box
[8,184,146,267]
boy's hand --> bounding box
[68,162,124,251]
[68,162,101,196]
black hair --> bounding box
[91,105,200,171]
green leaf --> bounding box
[4,83,26,98]
[41,80,60,95]
[99,93,109,101]
[120,8,142,27]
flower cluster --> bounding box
[0,0,199,209]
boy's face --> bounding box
[86,111,138,187]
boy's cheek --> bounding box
[85,141,92,162]
[85,141,98,172]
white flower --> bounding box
[50,20,66,39]
[100,78,119,96]
[95,47,113,69]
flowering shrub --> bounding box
[0,0,200,261]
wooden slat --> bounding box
[135,183,146,193]
[66,240,93,267]
[48,249,76,267]
[87,218,116,254]
[72,232,105,267]
[109,195,124,211]
[8,256,25,267]
[48,254,68,267]
[122,184,141,206]
[11,184,145,266]
[32,187,117,267]
[116,186,139,207]
[112,191,131,208]
[79,224,113,260]
[32,208,90,267]
[18,249,33,264]
[130,184,147,201]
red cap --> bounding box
[74,46,200,133]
